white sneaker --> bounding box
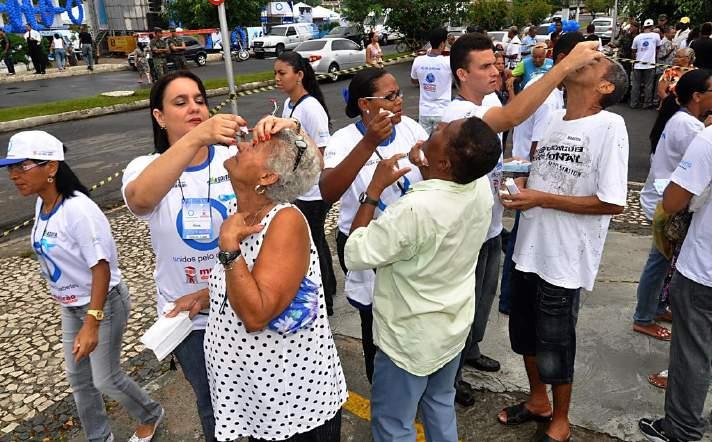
[105,434,114,442]
[128,408,165,442]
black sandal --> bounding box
[498,402,552,426]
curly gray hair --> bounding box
[263,129,322,203]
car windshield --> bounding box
[297,40,327,51]
[592,20,611,26]
[268,27,288,36]
[329,27,346,35]
[537,25,550,35]
[489,32,505,41]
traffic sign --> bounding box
[208,0,224,5]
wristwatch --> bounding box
[359,191,379,207]
[218,249,242,268]
[87,310,104,321]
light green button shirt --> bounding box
[345,177,493,376]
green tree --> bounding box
[618,0,711,24]
[585,0,612,18]
[511,0,552,27]
[382,0,469,40]
[165,0,263,29]
[469,0,511,31]
[341,0,383,30]
[304,0,322,6]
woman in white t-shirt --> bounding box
[320,68,428,382]
[274,51,337,316]
[3,131,163,442]
[636,69,712,388]
[50,33,67,71]
[122,71,245,442]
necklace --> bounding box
[244,202,274,226]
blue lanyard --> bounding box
[355,119,397,146]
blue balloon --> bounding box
[0,0,84,33]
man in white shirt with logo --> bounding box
[438,32,604,407]
[411,28,452,134]
[631,19,662,108]
[639,125,712,442]
[500,57,629,442]
[505,26,522,69]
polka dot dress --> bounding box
[204,203,348,441]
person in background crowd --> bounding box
[505,26,522,70]
[521,25,538,58]
[320,68,428,384]
[638,123,712,442]
[2,131,164,442]
[122,71,243,442]
[499,56,629,442]
[609,21,638,100]
[274,51,338,316]
[150,29,169,79]
[584,23,603,49]
[494,51,514,148]
[510,44,553,90]
[637,69,712,391]
[689,22,712,69]
[204,115,348,442]
[549,18,564,44]
[130,43,152,84]
[686,27,701,48]
[658,14,669,30]
[168,28,187,70]
[346,117,501,442]
[673,17,691,49]
[443,33,603,408]
[50,34,67,71]
[631,19,662,109]
[410,28,452,134]
[657,48,696,104]
[0,29,16,75]
[24,23,45,74]
[78,25,94,71]
[366,32,384,68]
[654,26,675,107]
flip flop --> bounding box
[498,402,552,426]
[633,324,672,341]
[648,370,668,389]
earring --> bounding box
[254,184,266,195]
[47,176,54,183]
[160,126,166,130]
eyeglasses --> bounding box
[7,161,48,173]
[364,90,404,102]
[293,136,308,171]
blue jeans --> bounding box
[633,244,670,325]
[372,351,459,442]
[54,48,66,70]
[175,329,216,442]
[62,282,162,442]
[82,43,94,68]
[500,211,521,313]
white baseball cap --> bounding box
[643,19,654,27]
[0,131,64,167]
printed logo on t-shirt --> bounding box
[679,159,692,171]
[532,132,592,193]
[34,234,61,283]
[209,174,230,185]
[185,266,198,284]
[424,73,437,92]
[200,268,211,281]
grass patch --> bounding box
[0,56,412,123]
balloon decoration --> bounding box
[548,20,581,34]
[0,0,84,33]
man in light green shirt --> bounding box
[345,116,501,442]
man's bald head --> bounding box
[532,45,547,67]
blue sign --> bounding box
[0,0,84,33]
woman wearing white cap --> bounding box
[2,131,164,442]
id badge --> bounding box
[182,198,213,240]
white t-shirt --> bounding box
[31,192,122,307]
[640,110,704,219]
[24,29,41,42]
[512,82,565,160]
[282,95,330,201]
[324,116,427,305]
[670,126,712,287]
[410,54,452,118]
[121,145,238,329]
[505,36,522,69]
[632,32,662,69]
[441,94,504,240]
[513,110,629,291]
[673,29,690,49]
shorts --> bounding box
[509,269,580,385]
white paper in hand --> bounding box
[139,303,193,361]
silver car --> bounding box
[591,17,614,41]
[295,38,365,78]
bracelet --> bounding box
[289,117,302,134]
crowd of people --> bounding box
[1,12,712,442]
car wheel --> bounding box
[328,63,339,81]
[196,53,207,66]
[237,50,250,61]
[255,52,265,59]
[275,44,285,57]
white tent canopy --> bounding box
[311,5,340,21]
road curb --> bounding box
[0,56,413,134]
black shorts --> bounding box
[509,269,581,385]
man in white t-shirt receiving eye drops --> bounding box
[410,28,452,134]
[631,19,662,109]
[499,56,630,442]
[432,33,605,408]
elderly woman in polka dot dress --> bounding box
[204,115,348,442]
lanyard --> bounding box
[354,120,406,195]
[288,94,310,118]
[32,194,62,254]
[177,147,213,210]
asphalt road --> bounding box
[0,46,399,109]
[0,61,656,234]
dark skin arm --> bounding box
[662,182,693,215]
[501,178,624,215]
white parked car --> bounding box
[295,38,365,78]
[251,23,314,58]
[591,17,614,41]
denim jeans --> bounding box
[500,211,521,313]
[663,272,712,441]
[631,68,655,108]
[372,351,459,442]
[61,282,162,442]
[419,116,442,135]
[175,329,216,442]
[633,243,670,325]
[82,43,94,68]
[54,48,66,70]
